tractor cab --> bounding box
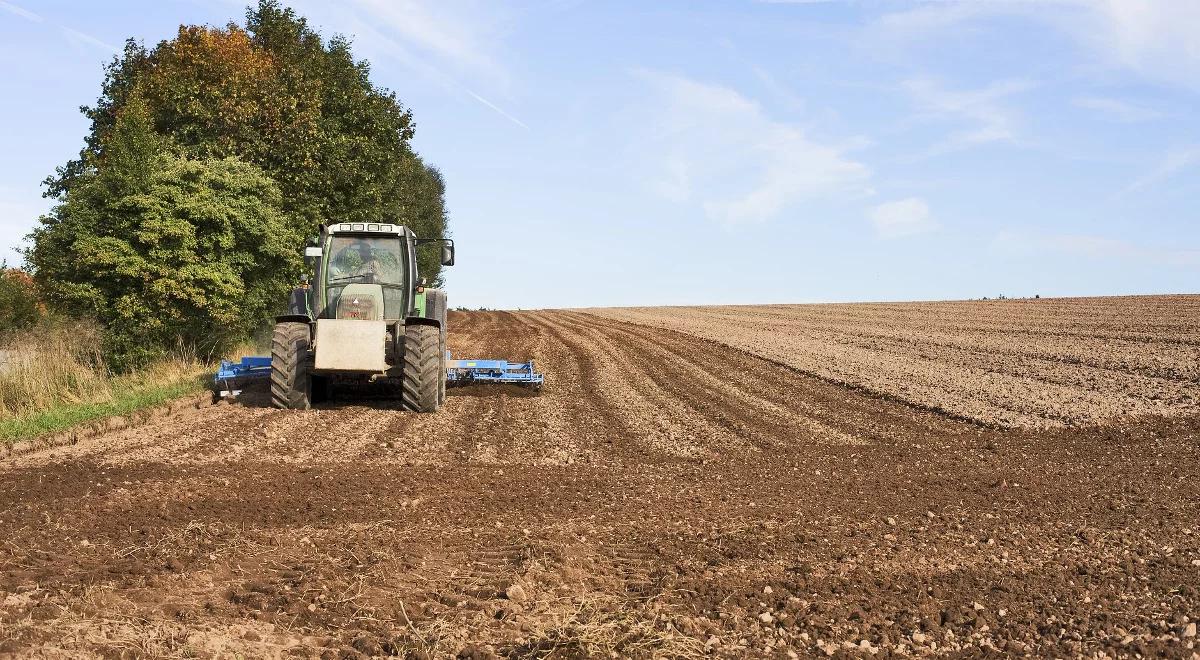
[304,223,419,322]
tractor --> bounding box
[270,222,454,411]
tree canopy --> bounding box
[31,1,449,367]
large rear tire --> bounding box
[438,330,447,405]
[271,322,312,410]
[425,289,449,406]
[401,324,441,413]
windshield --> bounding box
[327,236,404,285]
[323,235,407,319]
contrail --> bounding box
[463,88,530,130]
[0,0,41,22]
[1,1,118,55]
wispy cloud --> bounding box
[61,26,119,54]
[994,231,1199,268]
[1125,146,1200,194]
[872,1,1200,91]
[903,77,1034,155]
[1073,96,1164,123]
[635,70,871,225]
[347,0,507,85]
[0,0,41,22]
[1,1,116,55]
[870,197,937,239]
[323,0,526,129]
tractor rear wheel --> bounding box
[401,324,441,413]
[438,330,447,405]
[271,322,312,410]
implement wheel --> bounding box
[270,322,312,410]
[401,324,441,413]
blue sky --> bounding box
[1,0,1197,308]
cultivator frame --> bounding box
[445,356,544,390]
[214,354,544,396]
[213,356,272,397]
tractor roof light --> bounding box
[332,223,399,233]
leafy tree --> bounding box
[29,99,298,370]
[0,266,44,334]
[32,1,451,366]
[45,1,448,279]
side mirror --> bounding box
[440,243,455,267]
[304,246,322,266]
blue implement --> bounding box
[446,354,544,390]
[213,356,272,395]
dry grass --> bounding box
[0,321,209,441]
[0,321,111,416]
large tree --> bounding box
[29,98,298,369]
[32,1,450,366]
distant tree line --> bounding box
[23,1,449,370]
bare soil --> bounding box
[1,306,1198,658]
[588,295,1200,428]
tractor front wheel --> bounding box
[401,324,441,413]
[271,322,312,410]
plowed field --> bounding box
[590,295,1200,428]
[2,302,1199,658]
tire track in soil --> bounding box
[1,309,1199,658]
[528,311,742,460]
[552,311,871,449]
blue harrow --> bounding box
[446,355,544,390]
[212,354,544,396]
[213,356,272,397]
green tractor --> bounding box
[271,222,454,411]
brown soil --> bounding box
[588,295,1200,428]
[1,308,1198,658]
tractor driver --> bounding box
[332,238,399,283]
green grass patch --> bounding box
[0,375,207,444]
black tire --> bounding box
[425,289,449,406]
[438,330,447,405]
[271,322,312,410]
[401,324,441,413]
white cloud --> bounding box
[994,231,1199,268]
[869,197,936,239]
[1073,96,1164,123]
[872,1,1200,90]
[1125,146,1200,194]
[903,77,1034,154]
[635,71,870,225]
[1079,0,1200,89]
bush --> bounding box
[28,97,300,371]
[0,267,44,333]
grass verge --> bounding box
[0,373,207,444]
[1,320,216,444]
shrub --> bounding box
[0,267,44,333]
[28,97,300,371]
